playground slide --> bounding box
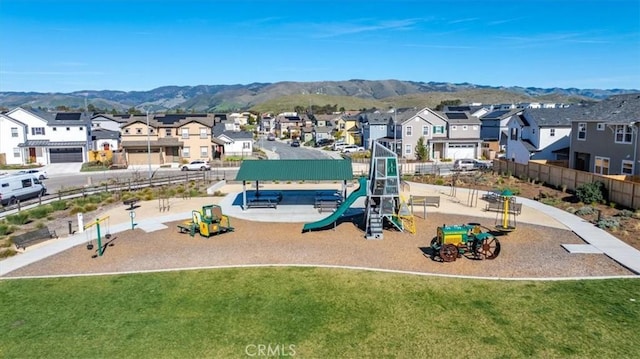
[302,177,368,232]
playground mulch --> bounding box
[4,213,633,278]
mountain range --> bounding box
[0,80,637,113]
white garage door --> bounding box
[448,144,476,160]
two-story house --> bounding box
[333,114,361,145]
[0,114,27,165]
[361,111,393,150]
[6,108,91,164]
[90,114,127,151]
[569,94,640,176]
[479,109,523,154]
[439,112,482,160]
[120,113,218,166]
[505,107,578,164]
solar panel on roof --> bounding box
[484,110,510,118]
[445,112,468,119]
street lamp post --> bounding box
[146,109,152,180]
[393,108,397,156]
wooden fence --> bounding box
[494,160,640,210]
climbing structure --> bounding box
[365,142,413,239]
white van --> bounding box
[0,173,47,206]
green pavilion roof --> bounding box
[235,159,354,181]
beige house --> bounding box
[120,114,217,166]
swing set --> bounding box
[84,216,113,257]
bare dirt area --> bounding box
[5,212,633,279]
[411,171,640,251]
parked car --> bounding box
[453,159,491,171]
[181,160,211,171]
[290,140,301,147]
[341,145,365,153]
[332,141,348,151]
[0,173,47,206]
[18,169,48,180]
[267,133,276,141]
[315,138,334,148]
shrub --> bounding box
[597,217,620,230]
[435,178,444,186]
[50,200,68,211]
[69,206,84,215]
[616,209,634,218]
[0,248,17,259]
[29,205,53,219]
[575,206,596,216]
[565,207,576,214]
[35,221,45,229]
[84,203,98,212]
[6,212,30,225]
[575,181,606,204]
[0,224,13,236]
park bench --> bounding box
[123,198,140,210]
[485,201,522,215]
[316,200,339,213]
[409,195,440,208]
[12,227,58,250]
[246,197,278,209]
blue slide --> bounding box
[302,177,367,232]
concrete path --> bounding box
[2,181,640,277]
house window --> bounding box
[13,148,20,158]
[510,127,519,140]
[31,127,45,135]
[614,125,633,144]
[422,126,429,136]
[594,156,609,175]
[200,127,208,139]
[11,127,18,137]
[53,127,57,131]
[182,147,190,158]
[462,125,468,130]
[577,122,586,140]
[181,128,189,139]
[404,144,412,155]
[597,123,605,131]
[550,129,555,137]
[622,160,634,175]
[242,142,251,149]
[405,126,412,136]
[136,128,142,134]
[200,146,208,158]
[451,125,457,130]
[532,128,535,135]
[165,129,172,136]
[433,126,444,134]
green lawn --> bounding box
[1,268,638,358]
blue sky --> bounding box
[1,0,639,93]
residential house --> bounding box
[438,112,482,160]
[505,107,579,164]
[120,113,217,166]
[442,105,490,118]
[260,114,275,134]
[312,126,333,143]
[0,114,27,165]
[6,108,90,164]
[332,114,361,145]
[90,114,127,151]
[275,112,305,139]
[479,109,523,155]
[213,121,253,157]
[361,111,394,150]
[312,114,334,128]
[569,94,640,176]
[300,125,315,143]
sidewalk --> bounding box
[2,181,639,276]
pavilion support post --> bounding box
[242,181,247,210]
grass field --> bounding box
[1,268,638,358]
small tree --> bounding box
[415,136,429,161]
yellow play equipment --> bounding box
[177,204,234,238]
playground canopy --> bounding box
[236,159,354,181]
[235,159,355,210]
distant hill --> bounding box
[0,80,636,113]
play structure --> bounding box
[430,223,501,262]
[84,216,112,257]
[177,204,234,238]
[302,142,414,239]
